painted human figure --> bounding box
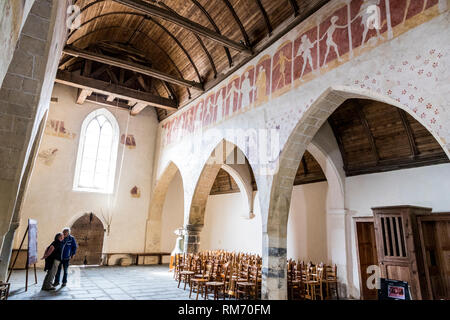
[195,102,203,131]
[255,66,267,104]
[177,116,184,141]
[204,98,213,126]
[357,0,384,48]
[322,16,345,66]
[215,90,224,123]
[273,51,292,90]
[226,82,240,117]
[240,71,253,109]
[187,110,193,133]
[296,34,316,81]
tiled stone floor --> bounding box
[8,264,196,300]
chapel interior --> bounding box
[0,0,449,301]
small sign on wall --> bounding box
[378,278,411,300]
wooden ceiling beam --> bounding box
[63,45,204,91]
[221,0,251,47]
[190,0,233,67]
[76,89,93,104]
[55,70,178,111]
[289,0,300,17]
[255,0,273,35]
[355,102,380,164]
[398,109,419,158]
[112,0,252,55]
[327,117,349,172]
[302,156,309,177]
[346,154,449,177]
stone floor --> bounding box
[7,264,197,300]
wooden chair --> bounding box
[236,265,260,300]
[324,264,339,300]
[205,262,229,300]
[190,261,212,300]
[304,264,324,300]
[178,255,195,290]
[289,262,305,300]
[0,282,10,300]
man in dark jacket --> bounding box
[53,227,77,287]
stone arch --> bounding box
[144,161,183,253]
[183,139,259,253]
[221,164,255,219]
[262,86,450,300]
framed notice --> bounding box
[378,278,411,300]
[27,219,38,265]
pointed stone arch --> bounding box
[144,161,183,254]
[262,86,450,300]
[183,139,259,253]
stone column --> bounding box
[0,221,19,282]
[261,232,288,300]
[183,224,202,253]
[327,208,354,298]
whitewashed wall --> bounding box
[14,84,159,267]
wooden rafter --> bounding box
[221,0,251,47]
[302,157,309,177]
[112,0,252,55]
[328,117,349,171]
[289,0,300,16]
[255,0,273,35]
[55,70,178,112]
[398,109,419,158]
[190,0,233,67]
[158,2,218,79]
[63,45,204,91]
[355,102,379,164]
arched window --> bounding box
[73,109,119,194]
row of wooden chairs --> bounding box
[173,251,339,300]
[288,260,339,300]
[174,251,262,300]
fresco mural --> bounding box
[45,119,76,139]
[121,134,136,149]
[38,148,59,166]
[161,0,444,147]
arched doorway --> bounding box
[71,213,105,266]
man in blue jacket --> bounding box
[53,227,77,287]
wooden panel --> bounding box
[373,206,433,300]
[386,265,411,284]
[71,213,105,266]
[356,221,378,300]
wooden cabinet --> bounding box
[372,205,432,300]
[417,213,450,300]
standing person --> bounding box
[41,233,63,291]
[53,227,77,287]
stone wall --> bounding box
[150,1,450,299]
[0,0,69,280]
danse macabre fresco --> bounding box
[162,0,443,147]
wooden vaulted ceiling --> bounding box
[328,99,449,176]
[58,0,329,121]
[210,150,326,195]
[210,99,449,195]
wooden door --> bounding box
[356,221,378,300]
[420,219,450,299]
[71,213,105,265]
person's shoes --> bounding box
[42,286,56,291]
[52,282,60,287]
[61,283,67,287]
